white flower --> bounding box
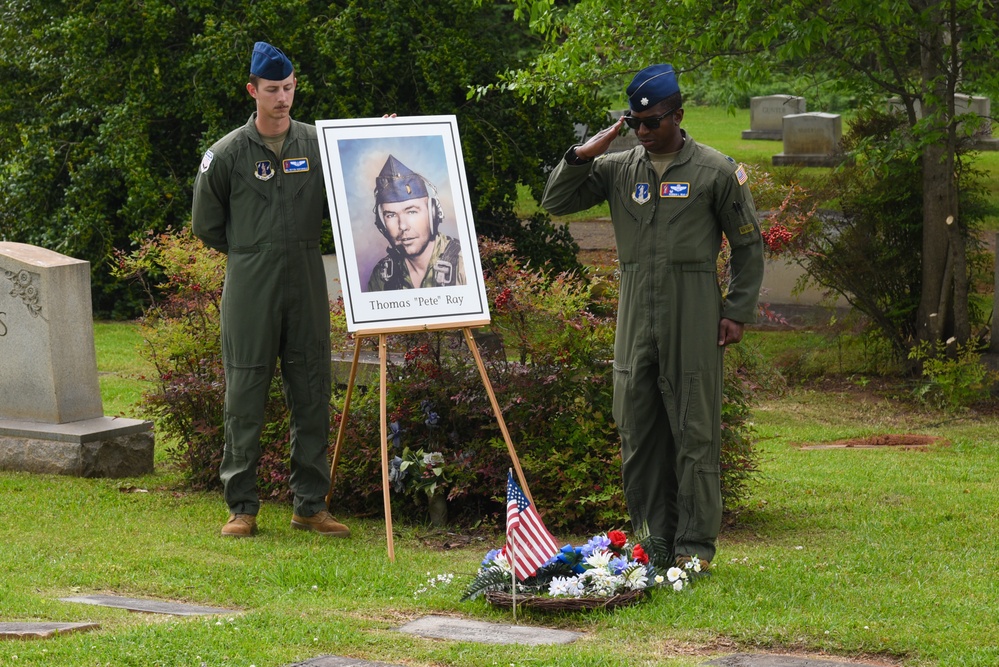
[548,576,584,597]
[666,566,684,583]
[623,565,648,591]
[672,578,684,592]
[655,574,665,585]
[584,550,613,570]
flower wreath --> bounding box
[463,530,706,606]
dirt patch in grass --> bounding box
[797,433,950,450]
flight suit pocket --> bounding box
[612,362,633,439]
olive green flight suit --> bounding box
[192,113,332,518]
[542,132,764,562]
[366,234,466,291]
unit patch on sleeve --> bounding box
[735,165,749,186]
[199,149,214,173]
[661,182,690,198]
[283,158,310,173]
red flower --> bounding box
[632,544,650,565]
[607,530,627,549]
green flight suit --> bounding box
[192,113,332,518]
[366,234,466,291]
[541,131,764,562]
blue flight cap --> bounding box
[250,41,294,81]
[374,155,429,205]
[627,64,680,111]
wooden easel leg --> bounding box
[461,327,536,505]
[326,337,363,507]
[378,333,396,561]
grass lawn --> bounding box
[1,322,997,666]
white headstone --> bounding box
[773,112,846,167]
[743,95,807,140]
[0,242,103,423]
[0,242,154,478]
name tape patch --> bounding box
[661,182,690,198]
[283,157,310,173]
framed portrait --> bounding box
[316,115,490,334]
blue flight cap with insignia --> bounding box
[374,155,429,205]
[627,64,681,111]
[250,41,294,81]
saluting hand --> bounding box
[575,117,627,161]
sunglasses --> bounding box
[622,107,679,130]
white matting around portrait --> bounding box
[315,115,490,333]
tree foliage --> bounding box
[0,0,596,317]
[499,0,999,347]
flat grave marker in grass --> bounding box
[397,615,582,645]
[0,622,100,640]
[59,595,237,616]
[288,657,402,667]
[708,653,889,667]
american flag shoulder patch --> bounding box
[735,165,748,186]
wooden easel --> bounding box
[324,320,534,561]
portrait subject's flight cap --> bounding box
[374,155,429,204]
[627,64,680,111]
[250,41,294,80]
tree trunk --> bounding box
[915,8,968,346]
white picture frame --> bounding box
[315,115,490,333]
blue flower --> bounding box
[580,534,610,557]
[482,548,502,567]
[610,557,630,575]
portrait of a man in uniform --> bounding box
[366,155,466,292]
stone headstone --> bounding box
[888,94,995,147]
[397,615,582,645]
[0,242,154,478]
[772,112,846,167]
[742,95,806,140]
[0,242,103,423]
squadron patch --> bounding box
[255,160,275,181]
[661,182,690,198]
[200,149,214,173]
[735,165,749,186]
[631,183,651,205]
[283,157,309,173]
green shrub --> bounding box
[908,339,999,412]
[122,231,763,531]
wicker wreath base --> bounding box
[484,589,644,611]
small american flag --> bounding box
[503,471,559,581]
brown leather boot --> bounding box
[221,513,257,537]
[291,510,350,537]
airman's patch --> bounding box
[661,182,690,198]
[283,157,309,173]
[735,165,748,186]
[632,183,651,205]
[200,149,214,173]
[739,223,755,235]
[255,160,275,181]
